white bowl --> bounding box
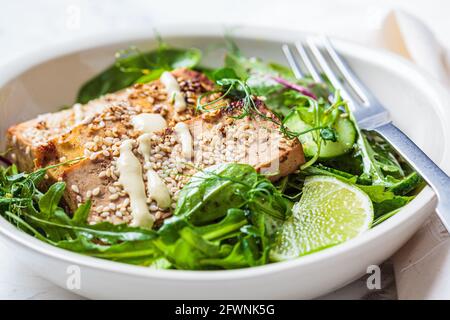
[0,25,449,299]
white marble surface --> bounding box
[0,0,449,300]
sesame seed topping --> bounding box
[109,194,119,201]
[92,187,101,196]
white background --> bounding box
[2,0,450,66]
[0,0,448,299]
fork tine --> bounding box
[294,42,322,83]
[281,44,304,79]
[305,37,357,109]
[322,37,371,105]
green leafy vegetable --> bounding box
[301,163,420,223]
[0,164,160,263]
[0,163,287,269]
[38,182,66,217]
[142,163,289,269]
[175,163,291,224]
[77,44,201,104]
[223,38,329,115]
[174,164,258,224]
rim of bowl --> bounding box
[0,24,448,281]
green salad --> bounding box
[0,38,423,270]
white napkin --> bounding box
[381,9,450,299]
[382,10,450,85]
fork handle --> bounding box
[375,122,450,230]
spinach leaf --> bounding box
[77,46,201,104]
[179,210,270,269]
[212,67,240,82]
[175,163,291,224]
[174,164,258,225]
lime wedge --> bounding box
[270,176,373,261]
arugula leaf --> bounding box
[0,165,158,256]
[153,215,233,269]
[200,242,248,269]
[357,184,413,219]
[38,182,66,217]
[365,132,407,178]
[72,200,92,225]
[302,164,358,184]
[388,172,423,196]
[196,208,248,240]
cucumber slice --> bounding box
[284,110,356,159]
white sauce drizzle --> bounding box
[146,170,171,209]
[73,103,84,124]
[160,71,186,112]
[117,139,154,228]
[137,134,171,209]
[131,113,167,134]
[174,122,193,160]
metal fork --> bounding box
[282,37,450,230]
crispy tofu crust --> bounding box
[6,68,210,171]
[6,69,305,227]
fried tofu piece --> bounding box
[6,68,305,228]
[6,68,212,172]
[57,101,304,226]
